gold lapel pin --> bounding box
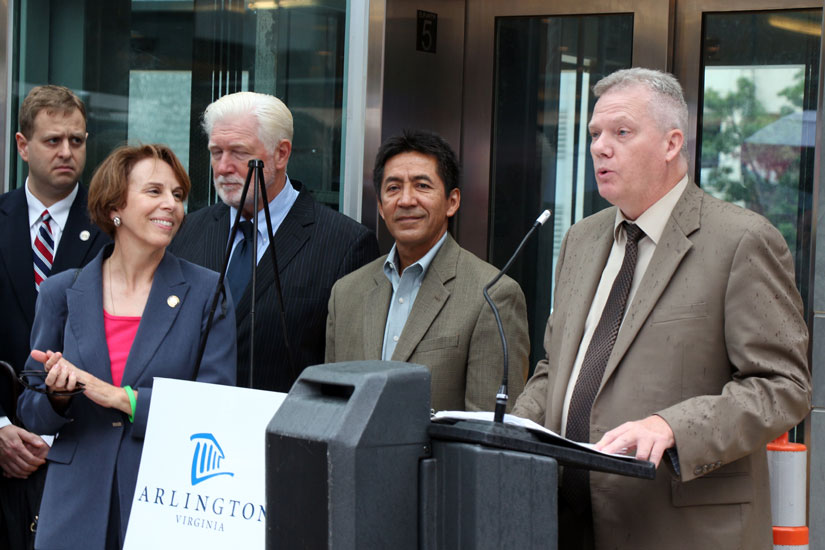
[79,230,90,241]
[167,295,180,308]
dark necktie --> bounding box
[226,220,254,303]
[562,221,645,512]
[33,209,54,291]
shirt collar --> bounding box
[384,231,449,281]
[613,174,689,245]
[228,174,299,245]
[25,179,79,231]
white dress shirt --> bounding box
[26,179,78,252]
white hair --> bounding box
[593,68,688,154]
[202,91,293,150]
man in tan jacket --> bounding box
[513,68,811,549]
[326,130,529,412]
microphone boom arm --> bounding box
[486,209,551,423]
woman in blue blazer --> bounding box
[18,144,237,550]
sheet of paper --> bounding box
[432,410,637,459]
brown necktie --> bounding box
[562,221,645,511]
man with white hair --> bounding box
[170,92,378,392]
[513,68,811,549]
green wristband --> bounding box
[123,385,136,423]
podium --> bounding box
[266,361,654,549]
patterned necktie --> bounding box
[33,209,54,291]
[562,222,645,511]
[226,220,254,303]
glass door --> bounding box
[11,0,348,211]
[674,0,821,310]
[461,0,671,367]
[673,1,821,450]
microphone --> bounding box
[484,209,552,423]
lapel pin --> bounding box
[79,230,90,241]
[167,295,180,308]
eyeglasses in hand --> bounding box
[18,369,85,397]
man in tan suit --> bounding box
[326,130,529,411]
[513,68,811,549]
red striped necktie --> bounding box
[33,209,54,291]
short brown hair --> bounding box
[88,144,191,237]
[19,85,87,139]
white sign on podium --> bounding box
[124,378,286,550]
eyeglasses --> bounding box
[18,370,85,397]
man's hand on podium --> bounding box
[594,414,675,467]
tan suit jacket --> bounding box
[326,234,529,411]
[513,182,811,549]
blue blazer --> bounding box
[18,246,237,550]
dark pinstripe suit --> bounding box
[169,180,379,392]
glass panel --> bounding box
[489,14,633,368]
[699,9,821,305]
[11,0,347,212]
[128,71,194,169]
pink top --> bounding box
[104,310,141,387]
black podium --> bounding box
[265,361,654,549]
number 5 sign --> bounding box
[417,10,437,53]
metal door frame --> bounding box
[460,0,674,259]
[1,0,9,193]
[673,0,822,180]
[674,2,825,543]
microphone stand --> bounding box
[485,209,551,423]
[192,160,295,384]
[249,161,260,387]
[254,162,296,385]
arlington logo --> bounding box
[134,432,264,534]
[190,433,235,485]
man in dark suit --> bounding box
[169,91,378,392]
[512,68,810,549]
[0,85,107,549]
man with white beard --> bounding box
[169,92,378,392]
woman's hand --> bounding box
[30,350,135,416]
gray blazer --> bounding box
[513,182,811,549]
[326,234,529,412]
